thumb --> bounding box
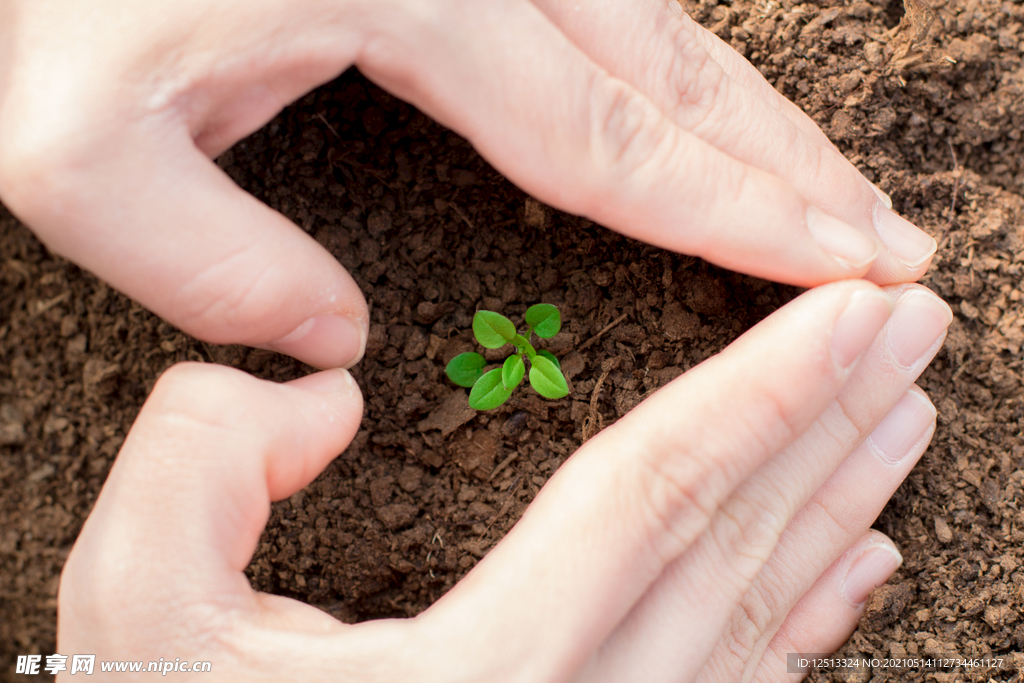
[58,364,363,657]
[2,120,367,369]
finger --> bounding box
[528,0,935,283]
[0,3,369,369]
[411,281,892,680]
[579,286,949,683]
[1,119,368,369]
[705,388,934,683]
[661,3,855,153]
[361,0,879,286]
[58,364,363,658]
[753,532,903,683]
[667,16,890,219]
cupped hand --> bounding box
[0,0,936,368]
[58,281,951,682]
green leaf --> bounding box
[469,368,514,410]
[537,350,560,370]
[502,355,525,390]
[445,352,486,388]
[529,355,569,400]
[525,303,561,338]
[473,311,516,349]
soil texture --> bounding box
[3,0,1024,680]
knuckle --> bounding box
[709,519,793,670]
[723,498,853,669]
[702,497,787,624]
[766,371,815,445]
[718,504,852,671]
[711,496,785,574]
[0,99,95,222]
[588,76,679,186]
[818,399,857,445]
[728,595,776,662]
[623,423,724,563]
[0,131,62,219]
[726,381,802,467]
[806,495,857,540]
[660,22,728,133]
[620,378,805,566]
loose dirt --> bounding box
[3,0,1024,680]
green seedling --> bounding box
[445,304,569,410]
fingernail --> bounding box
[267,314,366,369]
[866,391,936,465]
[842,543,902,606]
[885,290,953,367]
[870,182,893,209]
[807,206,879,270]
[873,204,936,268]
[831,289,893,370]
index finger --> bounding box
[528,0,936,283]
[359,0,880,287]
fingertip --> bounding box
[267,369,364,501]
[840,532,902,607]
[881,285,953,370]
[262,312,368,370]
[759,531,902,681]
[286,367,363,403]
[864,388,936,468]
[873,203,937,271]
[870,181,893,209]
[138,363,363,508]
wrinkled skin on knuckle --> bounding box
[724,602,774,675]
[658,22,730,134]
[638,456,717,565]
[723,566,789,670]
[614,416,725,564]
[695,577,788,682]
[714,496,860,678]
[587,76,679,191]
[696,494,787,638]
[682,12,776,107]
[711,492,787,571]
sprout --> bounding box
[445,304,568,410]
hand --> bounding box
[58,281,951,681]
[0,0,936,369]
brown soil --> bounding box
[2,0,1024,680]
